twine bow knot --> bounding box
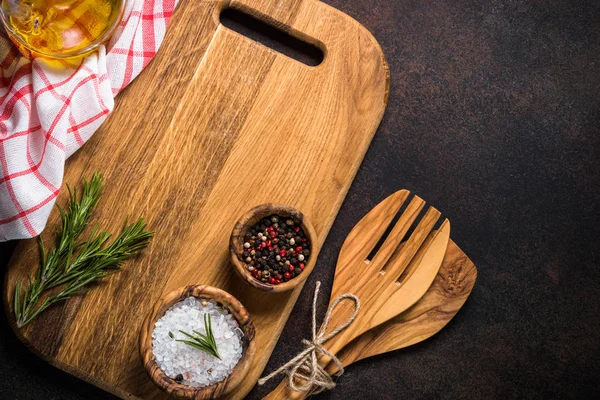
[258,281,360,393]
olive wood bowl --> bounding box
[230,204,318,293]
[140,285,256,399]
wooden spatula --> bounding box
[338,240,477,364]
[263,190,450,398]
[263,238,477,399]
[337,238,477,364]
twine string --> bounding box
[257,281,360,393]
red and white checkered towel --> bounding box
[0,0,179,241]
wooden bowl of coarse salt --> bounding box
[140,285,256,399]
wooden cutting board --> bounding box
[2,0,388,399]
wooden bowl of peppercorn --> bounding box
[230,204,318,293]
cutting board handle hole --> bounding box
[220,8,324,66]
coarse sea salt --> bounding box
[152,297,244,387]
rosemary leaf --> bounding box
[176,314,221,359]
[13,173,153,328]
[14,281,20,323]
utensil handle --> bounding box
[262,379,308,400]
[261,357,343,400]
[261,317,352,399]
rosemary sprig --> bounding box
[13,173,153,328]
[176,313,221,359]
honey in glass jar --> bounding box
[0,0,124,58]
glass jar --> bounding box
[0,0,124,59]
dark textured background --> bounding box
[1,0,599,398]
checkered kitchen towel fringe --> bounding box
[0,0,179,241]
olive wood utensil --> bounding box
[263,237,477,399]
[263,190,450,398]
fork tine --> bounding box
[338,190,409,266]
[368,219,450,329]
[368,195,425,269]
[381,206,441,278]
[397,219,450,284]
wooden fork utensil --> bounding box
[265,238,477,399]
[263,190,450,399]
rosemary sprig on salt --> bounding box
[152,298,243,387]
[177,313,221,359]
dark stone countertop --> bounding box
[1,0,599,399]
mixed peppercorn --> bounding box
[241,214,310,285]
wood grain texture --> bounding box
[2,0,388,398]
[318,190,451,355]
[263,237,477,400]
[262,190,450,399]
[229,204,318,293]
[338,238,478,363]
[140,285,256,399]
